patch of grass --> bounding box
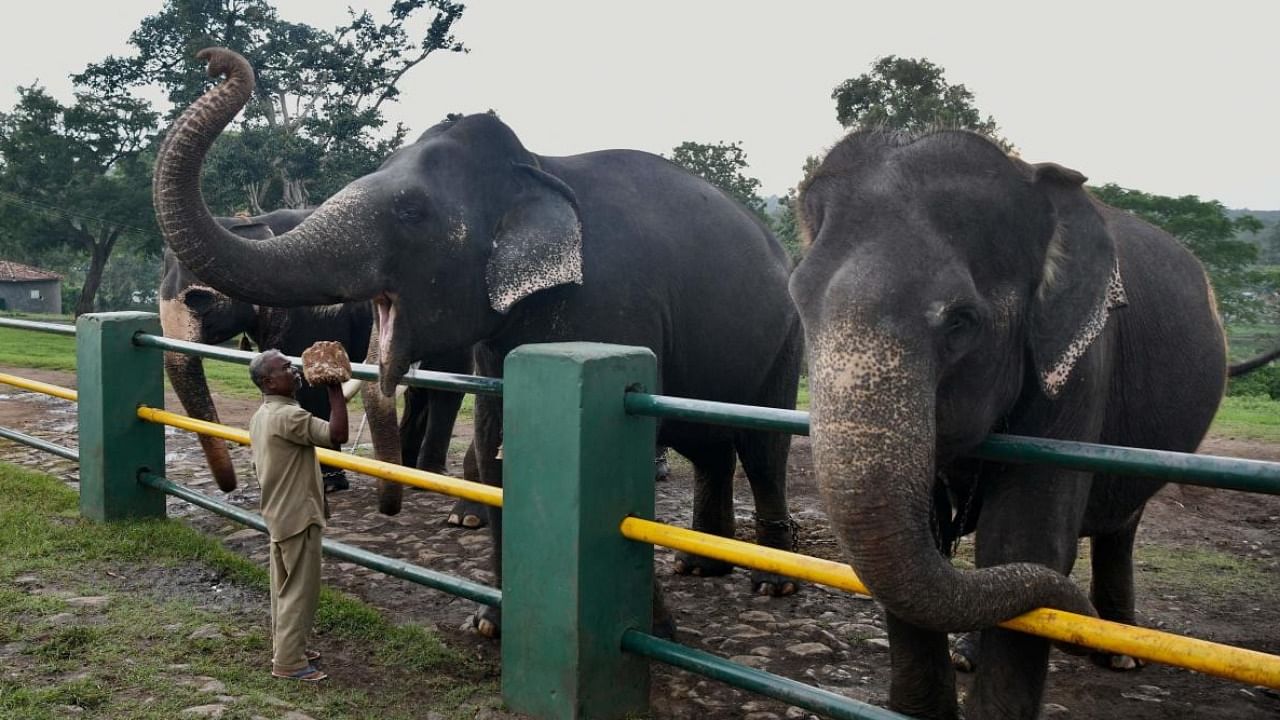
[0,461,499,719]
[1210,395,1280,442]
[1135,544,1272,599]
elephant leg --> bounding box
[399,387,430,467]
[735,428,797,596]
[654,445,671,482]
[886,612,959,720]
[446,443,488,529]
[672,441,737,577]
[469,391,505,638]
[1088,511,1145,671]
[966,471,1089,720]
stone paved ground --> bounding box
[2,367,1279,719]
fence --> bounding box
[1,311,1279,720]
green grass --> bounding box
[1210,395,1280,442]
[0,461,498,720]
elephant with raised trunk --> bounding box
[159,209,470,501]
[789,129,1227,719]
[154,48,803,637]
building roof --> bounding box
[0,260,62,282]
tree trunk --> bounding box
[73,227,119,316]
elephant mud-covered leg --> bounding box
[672,441,737,577]
[886,612,959,720]
[469,391,505,638]
[446,443,488,529]
[967,471,1088,720]
[735,428,798,596]
[1088,510,1146,671]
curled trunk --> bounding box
[809,327,1093,632]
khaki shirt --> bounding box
[249,395,331,542]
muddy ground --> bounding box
[1,365,1278,719]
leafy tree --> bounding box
[0,86,158,315]
[669,140,767,217]
[832,56,1012,151]
[1091,184,1272,321]
[75,0,467,214]
[770,155,822,263]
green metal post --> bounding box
[501,343,657,720]
[76,312,166,521]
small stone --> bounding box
[786,642,833,658]
[864,638,891,651]
[188,625,225,641]
[730,654,770,669]
[46,613,78,626]
[281,712,316,720]
[180,704,226,718]
[14,575,40,586]
[785,707,817,719]
[66,596,110,610]
[1041,703,1069,716]
[198,679,226,693]
[1136,685,1169,697]
[726,624,769,639]
[1121,692,1163,703]
[836,623,884,640]
[222,529,261,542]
[738,610,776,623]
[744,712,780,720]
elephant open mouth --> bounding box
[373,291,411,395]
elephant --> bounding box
[158,209,471,502]
[152,48,804,638]
[788,128,1227,719]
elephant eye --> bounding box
[396,206,426,225]
[941,305,983,357]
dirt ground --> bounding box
[2,365,1279,719]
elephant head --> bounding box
[154,48,584,398]
[159,211,308,491]
[789,129,1111,631]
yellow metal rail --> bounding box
[0,372,78,402]
[620,517,1280,690]
[134,406,503,508]
[4,371,1275,690]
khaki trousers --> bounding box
[269,523,322,673]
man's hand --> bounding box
[302,341,350,446]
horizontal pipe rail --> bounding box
[619,517,1280,690]
[622,630,909,720]
[0,372,78,402]
[624,393,1280,495]
[134,406,503,508]
[138,473,501,607]
[0,426,79,461]
[131,333,504,396]
[0,317,77,336]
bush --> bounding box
[1227,365,1280,399]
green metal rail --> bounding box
[0,427,78,461]
[132,333,504,395]
[0,317,77,336]
[622,630,909,720]
[624,392,1280,495]
[138,473,501,608]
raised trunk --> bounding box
[152,47,380,308]
[809,327,1093,632]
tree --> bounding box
[831,56,1012,151]
[669,140,767,217]
[770,155,822,263]
[75,0,466,214]
[1091,184,1272,321]
[0,86,158,315]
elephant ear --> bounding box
[485,163,584,314]
[1028,162,1128,398]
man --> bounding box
[248,345,349,682]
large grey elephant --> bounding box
[153,48,803,637]
[788,129,1227,719]
[158,209,470,500]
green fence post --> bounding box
[76,312,166,521]
[502,342,657,720]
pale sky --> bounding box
[2,1,1277,209]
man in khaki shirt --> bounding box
[248,349,348,682]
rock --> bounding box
[180,704,226,718]
[1136,684,1169,697]
[726,624,769,639]
[729,654,770,669]
[281,712,317,720]
[1042,703,1069,716]
[738,610,776,623]
[14,575,40,586]
[54,705,85,715]
[835,623,883,640]
[222,528,261,542]
[786,642,833,658]
[198,679,226,693]
[188,625,224,641]
[1121,691,1163,703]
[66,596,110,610]
[863,638,891,651]
[46,612,78,626]
[744,712,780,720]
[785,707,818,719]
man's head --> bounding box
[250,349,301,397]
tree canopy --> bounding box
[668,140,767,217]
[832,55,1012,151]
[1091,184,1272,321]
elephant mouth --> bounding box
[373,291,410,395]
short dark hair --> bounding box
[249,349,281,391]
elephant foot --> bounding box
[673,551,733,577]
[1091,651,1145,671]
[654,448,670,482]
[445,498,488,529]
[751,569,798,597]
[323,468,350,494]
[950,631,979,673]
[469,605,501,639]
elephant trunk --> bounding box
[359,323,405,515]
[809,324,1093,632]
[153,47,382,308]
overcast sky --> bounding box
[2,1,1276,209]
